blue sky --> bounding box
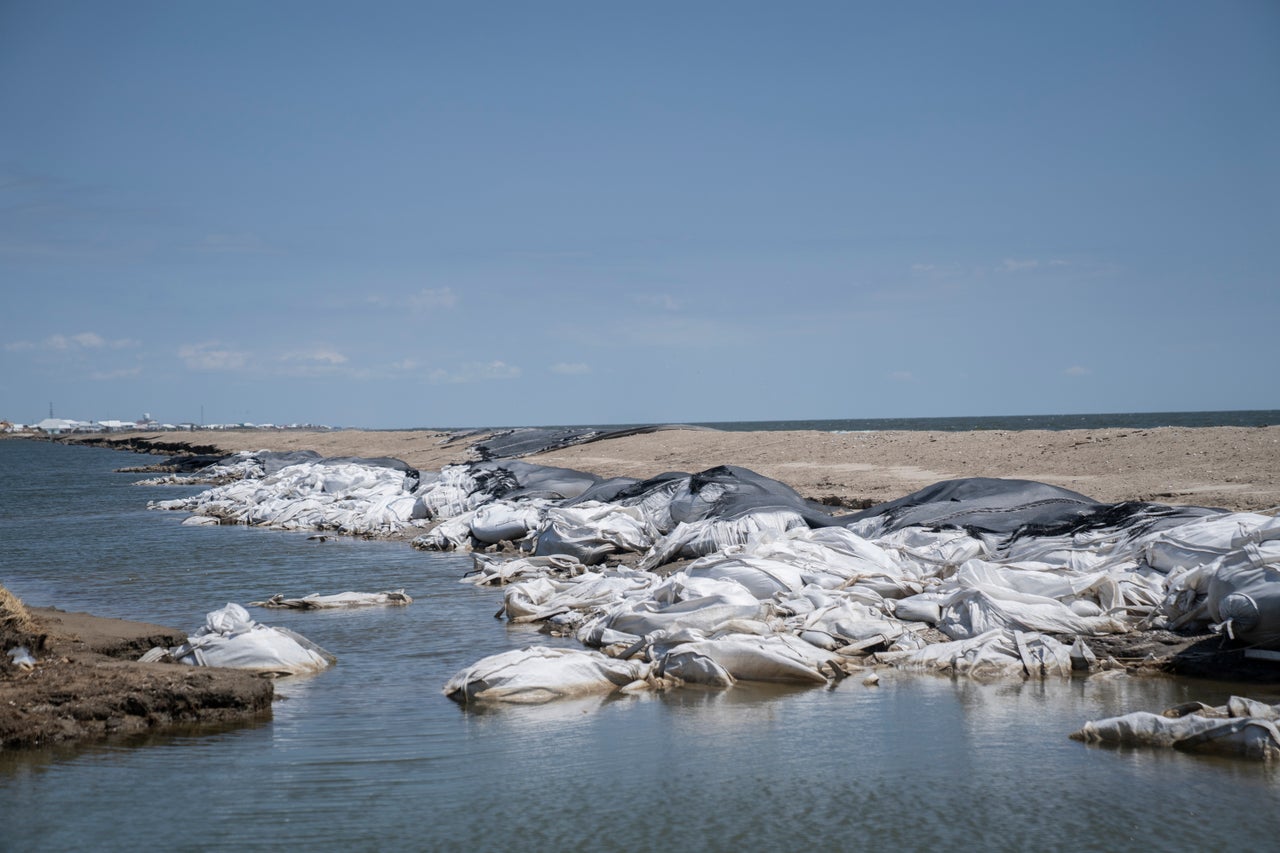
[2,1,1277,428]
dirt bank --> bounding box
[1,600,273,750]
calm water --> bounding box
[698,409,1280,432]
[434,409,1280,433]
[2,440,1279,852]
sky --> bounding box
[2,1,1277,429]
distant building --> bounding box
[34,418,93,434]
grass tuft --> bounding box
[1,583,37,645]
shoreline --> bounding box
[0,603,272,750]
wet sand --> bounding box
[75,424,1280,513]
[1,605,272,750]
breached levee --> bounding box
[142,449,1280,704]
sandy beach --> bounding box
[75,424,1280,513]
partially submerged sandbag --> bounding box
[1072,698,1280,761]
[249,590,413,609]
[656,634,836,686]
[442,646,651,704]
[142,603,335,676]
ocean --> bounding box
[465,409,1280,434]
[2,437,1279,851]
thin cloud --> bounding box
[281,348,348,366]
[550,362,591,375]
[409,287,458,311]
[428,360,522,384]
[6,332,139,352]
[90,366,143,380]
[633,293,683,311]
[1063,365,1091,377]
[1000,258,1040,273]
[179,342,250,371]
[889,370,915,382]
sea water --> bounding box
[2,439,1279,852]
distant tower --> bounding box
[49,402,54,418]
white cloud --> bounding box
[6,332,139,352]
[550,362,591,375]
[1063,365,1091,376]
[428,360,522,384]
[391,358,420,371]
[889,370,915,382]
[1000,258,1040,272]
[179,342,249,371]
[281,348,348,365]
[90,366,143,380]
[409,287,458,311]
[71,332,105,348]
[633,293,683,311]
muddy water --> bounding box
[2,440,1278,851]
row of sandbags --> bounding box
[144,453,1280,687]
[148,453,426,536]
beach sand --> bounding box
[79,424,1280,513]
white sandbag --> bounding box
[1140,513,1275,574]
[876,629,1074,679]
[442,646,652,704]
[594,574,764,641]
[502,569,656,623]
[657,634,834,686]
[684,554,809,600]
[471,501,545,544]
[791,598,906,652]
[1205,547,1280,647]
[1072,710,1280,760]
[249,590,412,609]
[638,510,808,570]
[935,561,1131,640]
[534,503,655,565]
[892,593,946,624]
[159,603,335,676]
[413,514,476,550]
